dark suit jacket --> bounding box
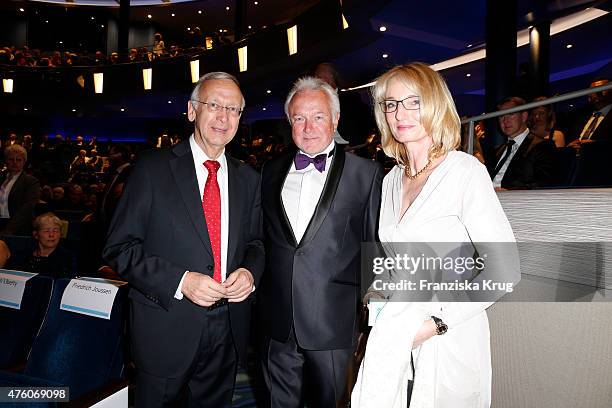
[103,140,264,376]
[0,172,41,235]
[567,107,612,144]
[490,133,557,189]
[258,147,383,350]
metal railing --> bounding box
[461,82,612,154]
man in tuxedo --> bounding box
[490,96,556,190]
[567,77,611,146]
[0,145,40,235]
[258,76,383,407]
[104,72,264,407]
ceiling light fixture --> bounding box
[262,107,267,111]
[120,108,125,112]
[198,10,202,14]
[72,108,76,112]
[19,8,24,12]
[171,13,175,17]
[24,107,28,111]
[466,73,471,77]
[167,100,172,104]
[91,16,95,20]
[266,89,271,94]
[147,14,152,19]
[382,53,388,58]
[226,6,230,10]
[467,44,473,48]
[248,25,252,29]
[379,26,387,32]
[566,44,573,48]
[342,14,349,29]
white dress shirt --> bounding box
[0,171,21,219]
[282,141,335,243]
[492,128,529,188]
[175,135,230,299]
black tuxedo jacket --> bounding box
[490,133,557,189]
[258,147,383,350]
[103,140,264,375]
[0,172,40,235]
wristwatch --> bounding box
[431,316,448,335]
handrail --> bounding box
[461,82,612,154]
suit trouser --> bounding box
[262,328,352,408]
[134,304,237,408]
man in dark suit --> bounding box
[258,76,383,407]
[489,96,556,190]
[567,77,611,146]
[103,72,264,407]
[0,145,41,235]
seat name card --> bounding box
[0,270,37,310]
[60,278,125,319]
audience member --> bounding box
[0,145,41,235]
[529,97,566,147]
[314,62,376,146]
[567,77,611,147]
[5,212,77,278]
[489,96,556,190]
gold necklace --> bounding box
[404,158,432,180]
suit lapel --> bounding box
[505,134,533,176]
[298,147,345,248]
[226,156,241,266]
[272,151,298,247]
[169,141,213,258]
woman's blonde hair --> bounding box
[33,212,62,231]
[371,62,460,166]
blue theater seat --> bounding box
[0,278,127,406]
[0,274,54,368]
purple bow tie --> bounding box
[295,152,329,172]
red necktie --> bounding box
[202,160,221,282]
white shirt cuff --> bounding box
[175,271,189,300]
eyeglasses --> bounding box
[191,100,243,116]
[379,96,420,113]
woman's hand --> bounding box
[412,319,438,349]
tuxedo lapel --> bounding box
[169,141,213,258]
[272,152,298,247]
[226,156,241,266]
[298,147,345,248]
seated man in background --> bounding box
[0,145,41,235]
[567,77,611,147]
[489,96,556,190]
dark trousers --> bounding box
[262,329,352,408]
[134,305,237,408]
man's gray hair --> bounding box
[190,71,245,109]
[4,144,27,161]
[284,76,340,123]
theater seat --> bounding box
[0,278,127,405]
[0,274,54,368]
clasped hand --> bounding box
[182,268,254,307]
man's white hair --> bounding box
[284,76,340,123]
